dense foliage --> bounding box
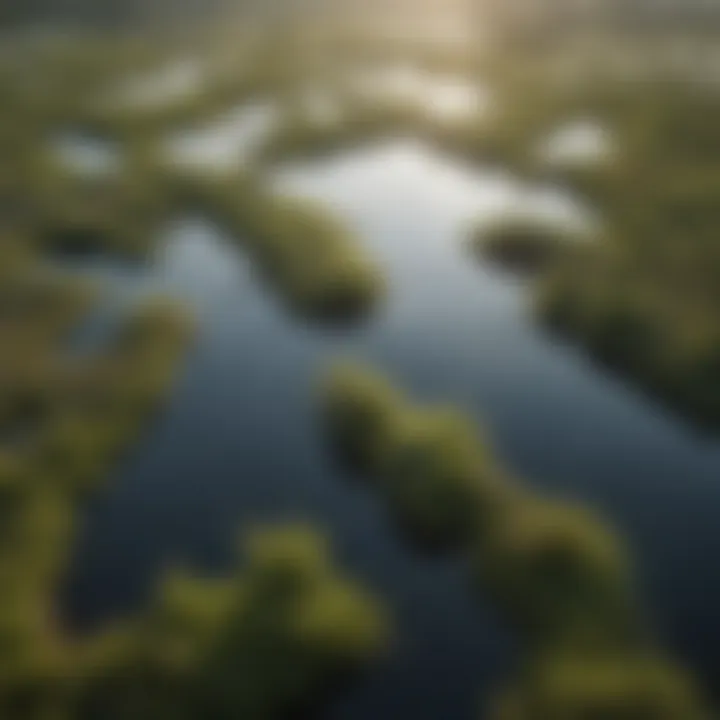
[477,70,720,430]
[187,174,384,322]
[76,526,388,720]
[320,362,710,717]
[1,16,718,720]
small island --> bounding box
[319,361,709,717]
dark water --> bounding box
[63,140,720,717]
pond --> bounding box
[54,132,122,175]
[538,119,614,168]
[62,139,720,717]
[350,65,489,122]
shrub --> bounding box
[379,407,505,544]
[494,653,708,720]
[321,362,402,472]
[321,363,507,546]
[193,176,385,324]
[470,214,586,275]
[76,526,389,720]
[472,498,637,649]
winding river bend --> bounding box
[62,137,720,717]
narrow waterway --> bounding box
[63,138,720,717]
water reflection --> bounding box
[54,132,121,175]
[64,140,720,716]
[539,119,614,167]
[165,101,278,169]
[351,65,489,122]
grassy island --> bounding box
[0,268,198,717]
[190,174,385,323]
[322,363,506,546]
[476,72,720,431]
[1,24,718,720]
[0,40,394,720]
[0,274,389,720]
[318,361,709,717]
[32,148,172,263]
[472,498,636,649]
[469,214,588,276]
[76,525,389,720]
[495,653,708,720]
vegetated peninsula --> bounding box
[0,35,390,719]
[185,172,385,323]
[1,9,719,720]
[473,70,720,431]
[0,257,388,720]
[320,362,709,718]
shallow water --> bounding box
[63,140,720,716]
[54,132,121,175]
[165,101,277,169]
[539,119,614,168]
[351,65,489,123]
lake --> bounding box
[61,137,720,717]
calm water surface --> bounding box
[64,140,720,717]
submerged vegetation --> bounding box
[320,362,709,717]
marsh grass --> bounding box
[469,214,588,276]
[188,172,384,323]
[0,278,387,720]
[322,363,507,547]
[0,268,197,714]
[33,149,173,263]
[75,526,389,720]
[1,24,716,719]
[472,498,638,650]
[473,67,720,430]
[495,653,709,720]
[257,98,422,163]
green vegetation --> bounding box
[469,214,587,275]
[2,20,719,720]
[36,296,195,493]
[475,71,720,430]
[76,526,388,720]
[0,271,388,719]
[0,263,197,718]
[319,362,709,717]
[474,498,636,649]
[0,54,385,323]
[257,99,420,164]
[191,175,384,323]
[494,653,708,720]
[257,87,492,169]
[33,160,171,262]
[322,363,506,546]
[0,39,393,720]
